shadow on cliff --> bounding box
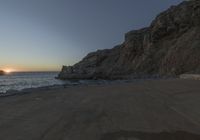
[101,130,200,140]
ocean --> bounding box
[0,72,145,95]
[0,72,64,93]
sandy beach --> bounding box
[0,79,200,140]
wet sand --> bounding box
[0,79,200,140]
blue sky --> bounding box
[0,0,183,71]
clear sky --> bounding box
[0,0,184,72]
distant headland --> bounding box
[0,70,5,75]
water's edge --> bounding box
[0,78,176,98]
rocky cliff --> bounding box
[58,0,200,80]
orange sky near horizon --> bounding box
[1,65,61,72]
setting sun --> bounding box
[3,69,14,73]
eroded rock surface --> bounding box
[58,0,200,80]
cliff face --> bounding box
[58,0,200,80]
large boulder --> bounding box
[58,0,200,80]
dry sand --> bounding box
[0,79,200,140]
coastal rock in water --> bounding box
[0,70,5,76]
[58,0,200,80]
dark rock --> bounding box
[0,70,5,76]
[58,0,200,80]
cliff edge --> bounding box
[58,0,200,80]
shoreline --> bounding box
[0,78,176,98]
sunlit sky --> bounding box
[0,0,183,72]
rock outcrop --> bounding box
[0,70,5,76]
[58,0,200,80]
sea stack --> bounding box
[58,0,200,80]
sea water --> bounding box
[0,72,146,94]
[0,72,64,93]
